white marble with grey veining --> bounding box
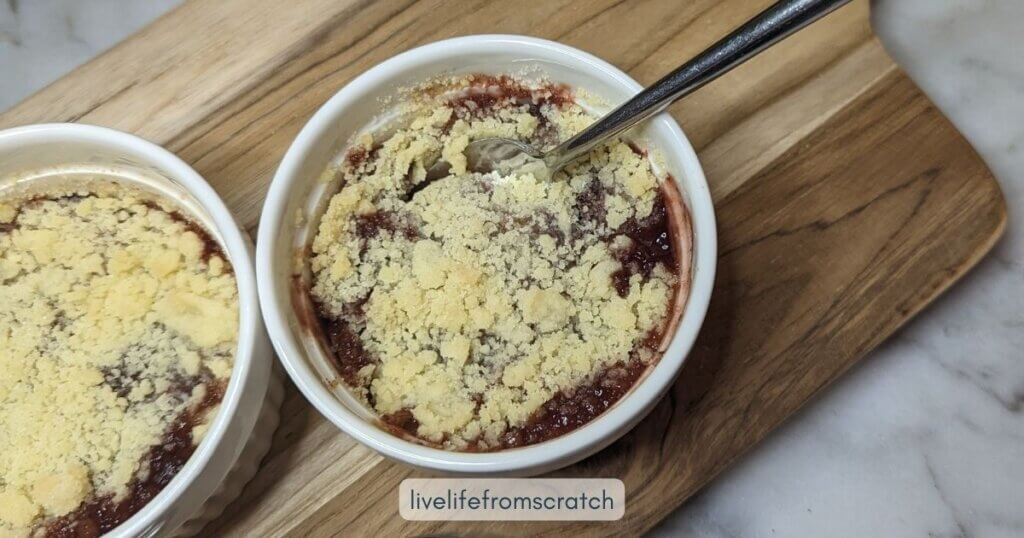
[1,1,1021,536]
[0,0,179,111]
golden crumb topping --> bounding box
[0,190,237,535]
[308,76,681,450]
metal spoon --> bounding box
[428,0,851,179]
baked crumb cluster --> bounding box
[0,189,237,536]
[309,75,679,450]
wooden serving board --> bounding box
[1,0,1005,535]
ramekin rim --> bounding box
[256,34,717,473]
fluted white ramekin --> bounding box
[257,35,716,476]
[0,123,281,537]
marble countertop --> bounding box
[2,1,1020,536]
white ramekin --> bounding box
[0,123,281,537]
[257,35,716,475]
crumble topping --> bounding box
[309,75,682,450]
[0,189,237,535]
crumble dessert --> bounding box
[0,187,237,537]
[308,75,688,451]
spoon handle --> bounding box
[549,0,852,169]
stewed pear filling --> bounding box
[309,75,688,451]
[0,188,237,537]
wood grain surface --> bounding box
[0,0,1006,536]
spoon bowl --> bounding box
[465,137,544,172]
